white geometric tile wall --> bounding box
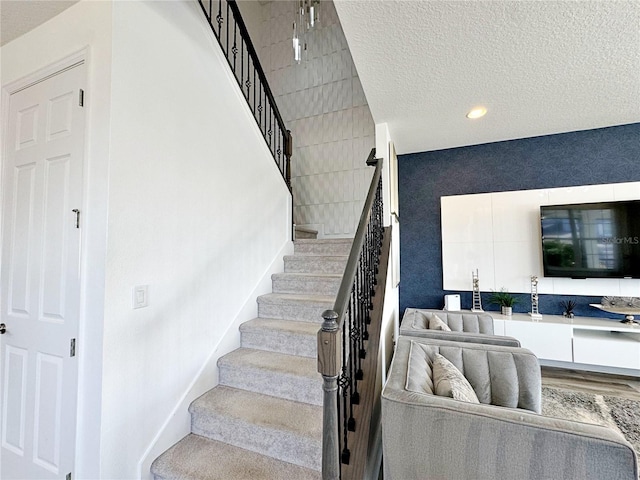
[255,0,375,237]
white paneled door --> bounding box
[1,63,85,479]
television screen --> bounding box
[540,200,640,278]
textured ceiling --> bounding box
[1,0,79,46]
[334,0,640,154]
[3,0,638,155]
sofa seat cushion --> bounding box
[433,353,480,403]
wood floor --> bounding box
[541,366,640,400]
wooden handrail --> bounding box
[318,148,386,479]
[341,228,390,480]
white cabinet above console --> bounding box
[441,181,640,295]
[492,313,640,376]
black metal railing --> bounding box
[318,148,384,479]
[198,0,292,191]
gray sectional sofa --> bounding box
[382,336,638,480]
[400,308,520,347]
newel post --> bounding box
[318,309,341,480]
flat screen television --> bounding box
[540,200,640,278]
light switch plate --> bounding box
[133,285,149,309]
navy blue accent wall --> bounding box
[398,123,640,320]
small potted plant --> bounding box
[488,288,518,316]
[561,299,577,319]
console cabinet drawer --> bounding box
[573,330,640,369]
[503,321,573,362]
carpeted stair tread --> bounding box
[295,238,352,244]
[189,386,322,469]
[284,254,348,274]
[219,348,318,378]
[218,348,323,405]
[294,238,353,256]
[273,272,343,279]
[271,272,343,295]
[240,318,319,357]
[151,433,321,480]
[191,385,322,437]
[257,293,335,322]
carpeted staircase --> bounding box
[151,238,352,480]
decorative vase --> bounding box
[501,306,512,316]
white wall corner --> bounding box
[367,250,396,480]
[381,242,400,381]
[375,124,400,362]
[375,122,392,227]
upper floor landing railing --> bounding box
[198,0,292,191]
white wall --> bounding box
[258,0,375,237]
[100,1,292,478]
[1,2,113,477]
[441,182,640,296]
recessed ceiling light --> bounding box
[466,107,487,119]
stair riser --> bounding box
[257,301,332,322]
[294,242,352,256]
[191,413,321,471]
[272,275,341,296]
[241,330,317,358]
[218,363,323,406]
[284,256,347,274]
[295,231,317,239]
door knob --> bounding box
[0,323,6,334]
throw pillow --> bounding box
[428,314,452,331]
[432,353,479,404]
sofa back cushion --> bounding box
[407,309,495,335]
[405,340,541,413]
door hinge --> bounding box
[66,473,72,480]
[79,89,84,107]
[70,339,76,357]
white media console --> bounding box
[492,313,640,376]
